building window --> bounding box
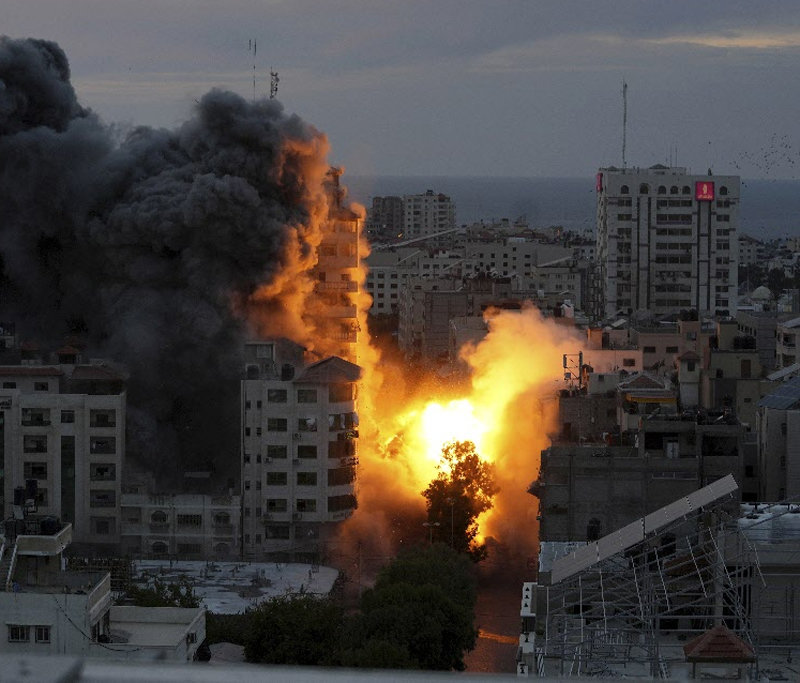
[297,389,317,403]
[34,382,49,391]
[297,472,317,486]
[2,381,16,389]
[89,437,116,454]
[296,499,317,513]
[214,512,230,525]
[622,358,635,367]
[620,185,629,194]
[178,544,202,555]
[720,185,728,195]
[151,510,167,524]
[8,625,30,642]
[91,517,115,535]
[36,488,48,507]
[177,514,202,527]
[23,462,47,480]
[643,346,656,353]
[265,525,290,539]
[297,445,317,459]
[639,183,649,194]
[267,418,287,432]
[666,346,679,353]
[89,490,116,508]
[328,494,357,513]
[90,463,116,481]
[266,499,288,512]
[61,410,75,423]
[35,626,50,643]
[682,185,691,195]
[267,445,287,459]
[298,417,317,432]
[267,389,287,403]
[23,435,47,453]
[89,409,116,428]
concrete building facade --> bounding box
[0,362,125,550]
[403,190,455,239]
[596,165,739,319]
[240,340,360,561]
[119,492,241,560]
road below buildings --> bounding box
[465,556,531,674]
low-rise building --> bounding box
[0,516,204,661]
[119,492,240,560]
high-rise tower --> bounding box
[596,165,739,320]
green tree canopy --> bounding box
[243,593,343,665]
[341,544,478,671]
[123,576,200,608]
[422,440,498,560]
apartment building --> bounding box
[0,357,125,550]
[596,165,739,319]
[756,375,800,501]
[739,233,766,269]
[313,169,362,363]
[0,517,204,661]
[775,316,800,369]
[365,195,403,241]
[119,491,241,559]
[403,190,455,239]
[240,340,360,561]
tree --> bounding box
[341,544,478,671]
[123,576,200,608]
[422,440,498,561]
[243,594,343,665]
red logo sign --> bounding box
[596,173,603,192]
[695,181,715,201]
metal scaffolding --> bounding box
[526,475,764,679]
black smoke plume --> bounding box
[0,37,331,485]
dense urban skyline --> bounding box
[6,0,800,178]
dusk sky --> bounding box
[6,0,800,178]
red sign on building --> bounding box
[596,172,603,192]
[695,181,715,201]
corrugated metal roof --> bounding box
[758,375,800,410]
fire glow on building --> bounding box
[0,36,581,561]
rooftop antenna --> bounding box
[622,80,628,169]
[248,38,257,102]
[270,69,279,99]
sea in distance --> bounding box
[345,175,800,240]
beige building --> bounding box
[403,190,455,238]
[0,359,125,550]
[241,340,360,561]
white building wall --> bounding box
[0,376,125,547]
[596,166,739,319]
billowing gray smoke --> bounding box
[0,37,330,485]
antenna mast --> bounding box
[622,80,628,169]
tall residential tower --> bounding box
[596,165,739,320]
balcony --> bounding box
[326,304,358,318]
[15,523,73,556]
[316,280,358,292]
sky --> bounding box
[6,0,800,178]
